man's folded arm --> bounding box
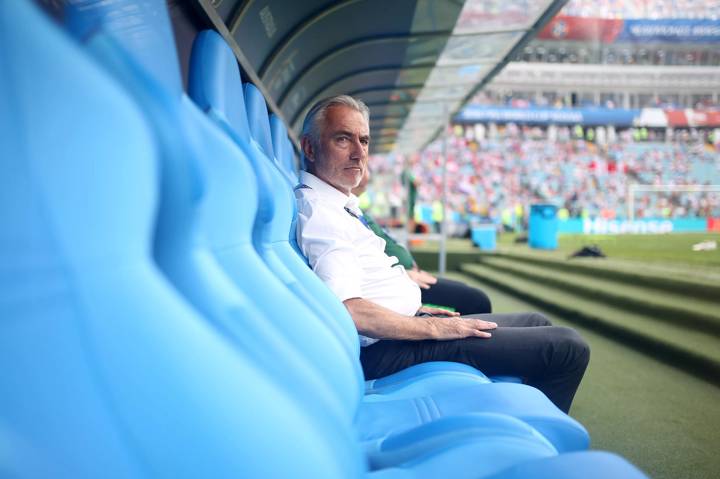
[343,298,497,341]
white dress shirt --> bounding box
[296,171,422,346]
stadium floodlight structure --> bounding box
[627,184,720,221]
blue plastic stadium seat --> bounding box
[483,451,649,479]
[62,0,362,442]
[371,451,648,479]
[187,28,591,453]
[189,29,379,366]
[0,1,361,476]
[268,112,304,258]
[269,113,300,182]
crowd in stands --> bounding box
[367,124,720,228]
[517,42,720,67]
[513,1,720,67]
[472,90,720,111]
[561,0,720,19]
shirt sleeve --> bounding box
[296,199,364,302]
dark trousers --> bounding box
[421,277,492,314]
[360,312,590,413]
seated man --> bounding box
[295,95,589,413]
[351,168,492,315]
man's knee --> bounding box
[528,312,553,327]
[468,288,492,314]
[434,279,493,314]
[552,327,590,369]
[479,290,493,314]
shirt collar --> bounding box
[300,171,360,212]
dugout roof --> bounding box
[196,0,567,154]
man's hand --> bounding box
[428,316,497,340]
[344,298,497,341]
[418,305,459,316]
[407,269,438,289]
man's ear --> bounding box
[301,136,315,164]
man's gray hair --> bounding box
[301,95,369,169]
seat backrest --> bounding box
[268,113,303,259]
[246,91,276,163]
[188,31,364,368]
[0,1,359,477]
[269,114,300,182]
[245,84,360,357]
[243,83,363,350]
[62,0,363,446]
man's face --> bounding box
[304,105,370,195]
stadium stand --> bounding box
[369,127,720,225]
[561,0,720,19]
[0,0,654,477]
[477,0,720,117]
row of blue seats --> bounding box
[0,0,648,477]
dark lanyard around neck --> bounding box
[344,206,370,229]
